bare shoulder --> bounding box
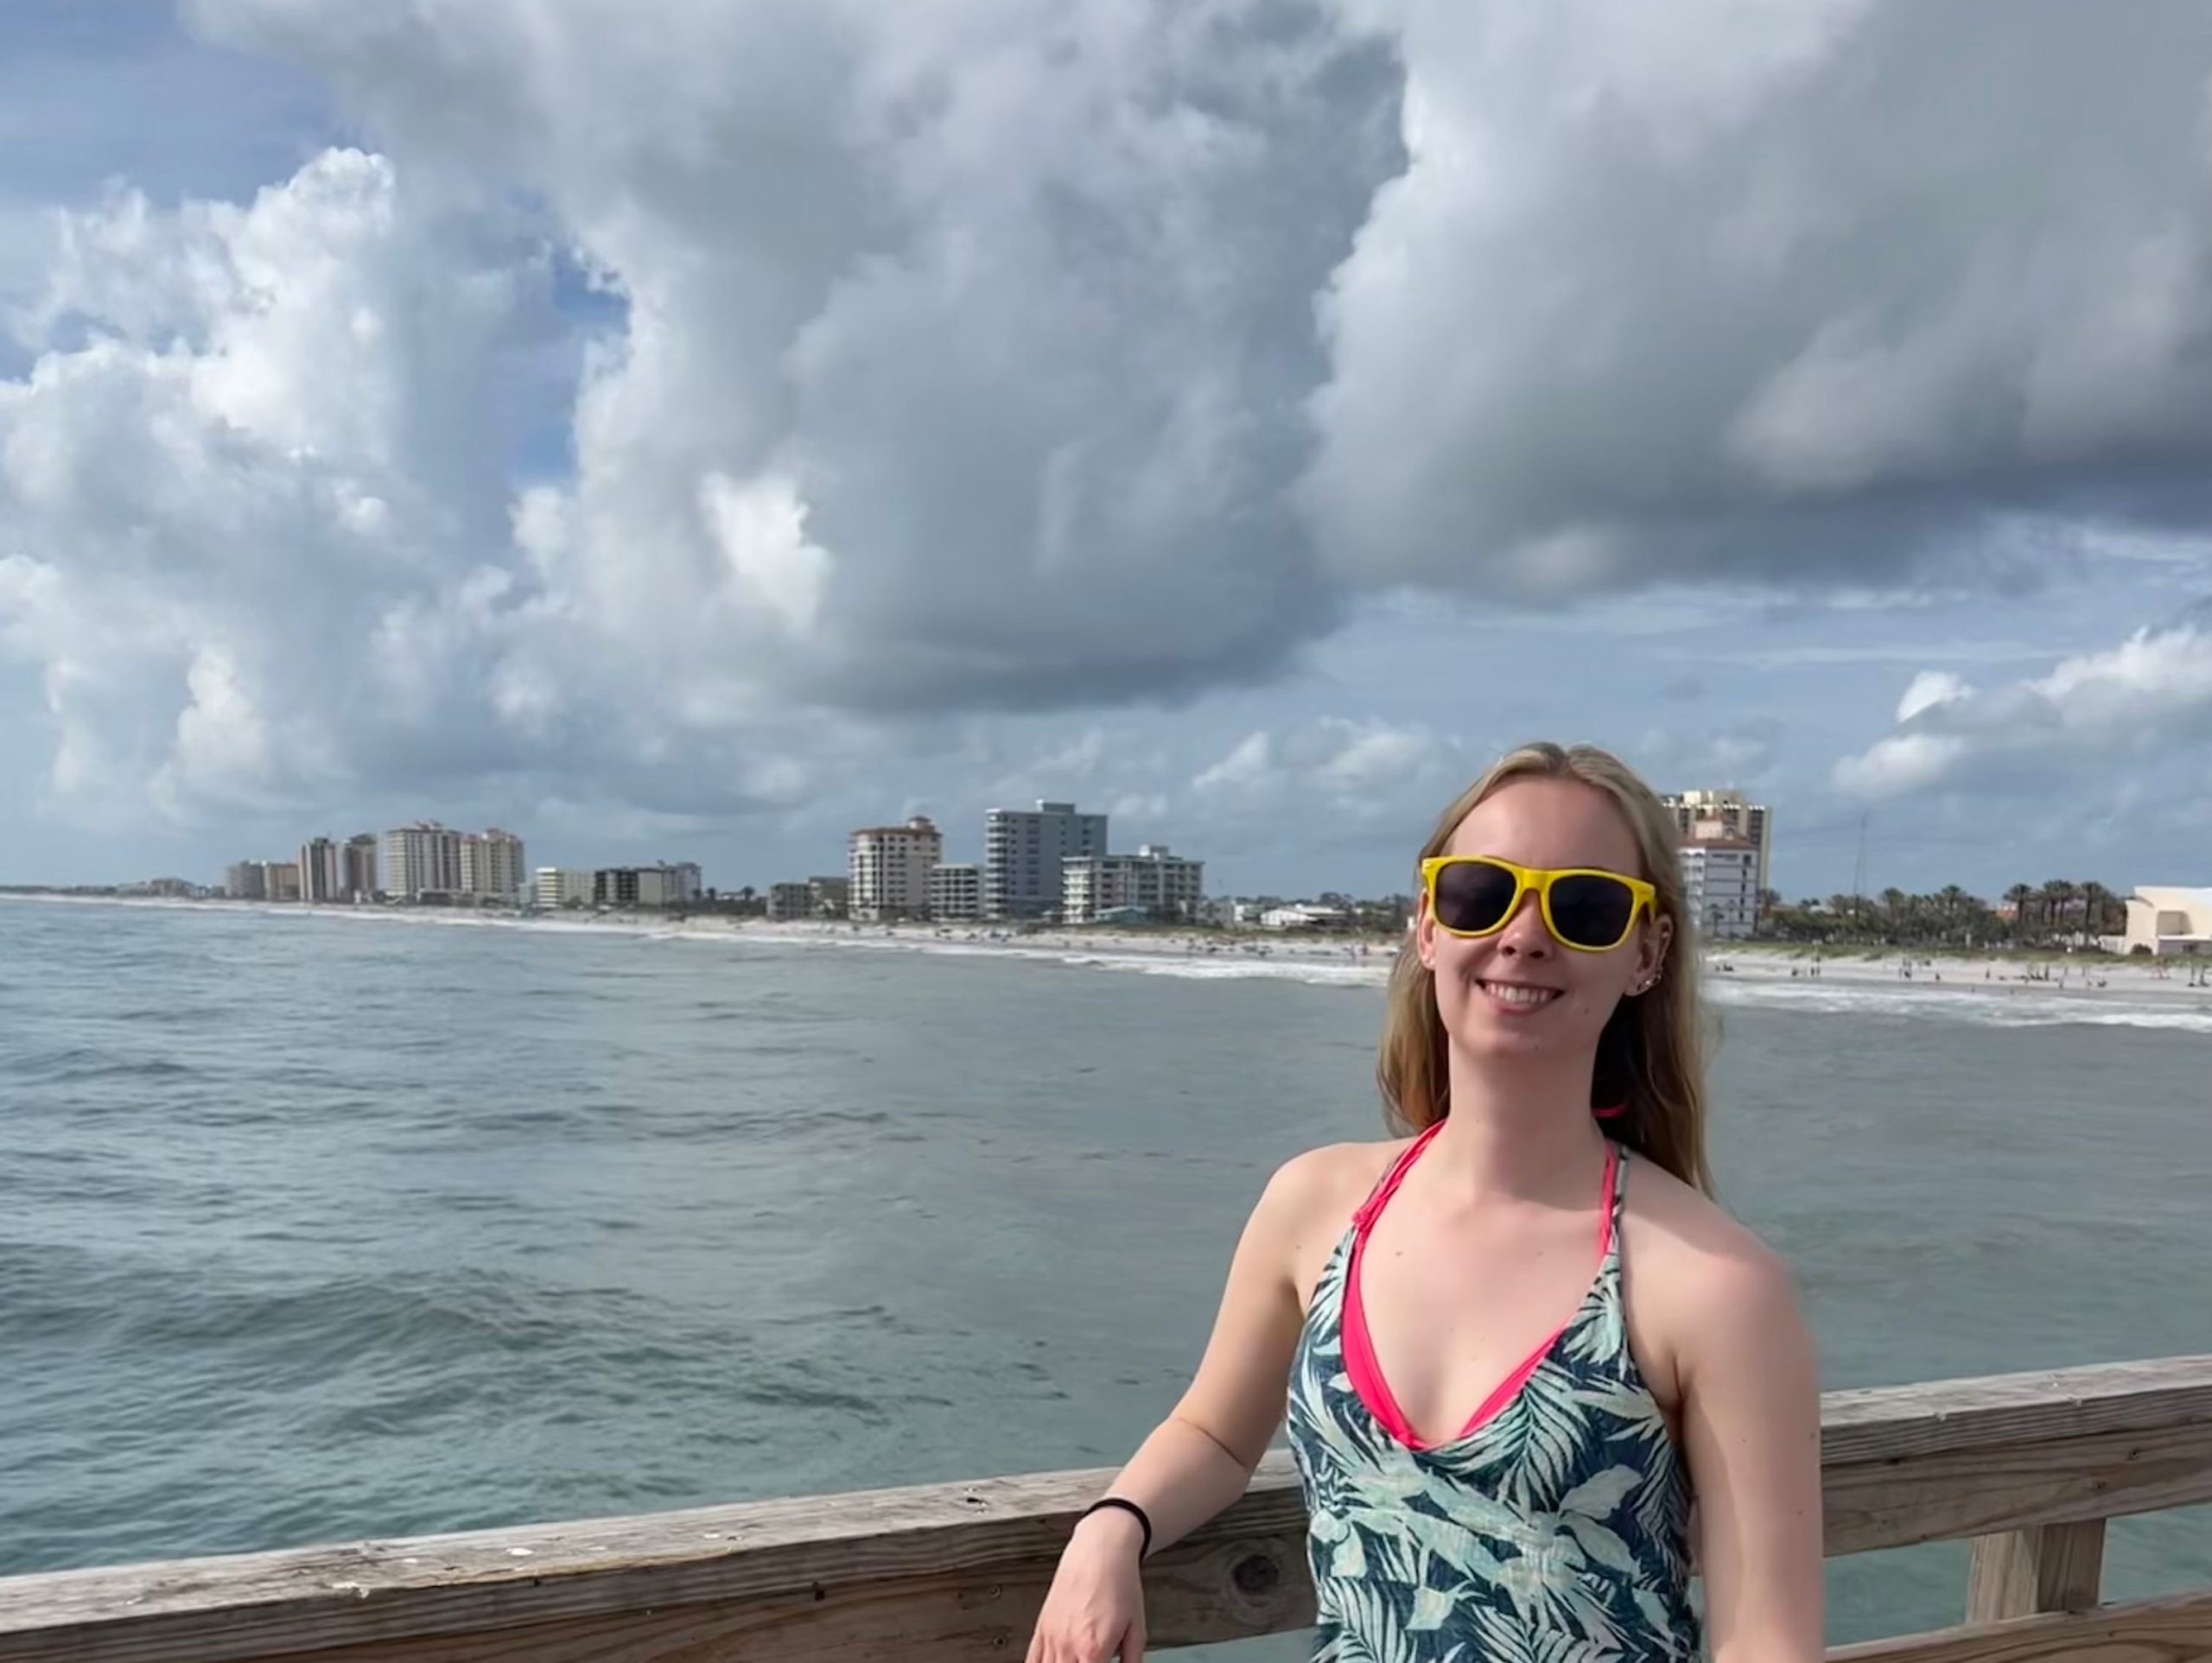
[1623,1156,1784,1275]
[1266,1137,1403,1205]
[1619,1154,1804,1383]
[1258,1138,1408,1304]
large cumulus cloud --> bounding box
[192,0,1399,716]
[10,0,2212,827]
[0,151,563,819]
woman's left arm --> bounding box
[1677,1246,1825,1661]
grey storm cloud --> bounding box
[10,0,2212,822]
[1306,0,2212,597]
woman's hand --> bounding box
[1027,1507,1149,1662]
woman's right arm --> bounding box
[1026,1146,1350,1663]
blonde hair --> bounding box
[1376,741,1714,1193]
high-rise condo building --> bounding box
[459,829,528,904]
[299,837,342,904]
[927,862,982,922]
[341,834,378,902]
[1662,790,1772,896]
[379,822,463,901]
[849,816,944,921]
[985,801,1106,920]
[1678,838,1758,940]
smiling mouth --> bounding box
[1478,980,1561,1009]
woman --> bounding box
[1027,742,1823,1661]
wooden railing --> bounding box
[4,1356,2209,1661]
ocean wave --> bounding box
[1051,952,1389,987]
[1704,976,2212,1032]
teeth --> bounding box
[1486,982,1557,1006]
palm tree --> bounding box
[2005,883,2036,944]
[1880,887,1907,936]
[2078,880,2103,945]
[1936,885,1968,945]
[2042,881,2077,947]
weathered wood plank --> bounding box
[73,1527,1313,1663]
[1830,1587,2212,1663]
[0,1482,1313,1663]
[1819,1355,2212,1465]
[1826,1421,2212,1556]
[2,1356,2208,1663]
[1963,1521,2106,1621]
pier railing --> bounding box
[4,1355,2209,1661]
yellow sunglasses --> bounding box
[1421,855,1656,953]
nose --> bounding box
[1493,889,1554,959]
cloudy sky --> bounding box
[8,0,2212,901]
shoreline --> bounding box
[8,890,2212,1018]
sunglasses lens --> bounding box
[1433,860,1519,935]
[1547,873,1638,949]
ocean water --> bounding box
[2,898,2207,1653]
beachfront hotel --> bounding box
[1662,789,1772,895]
[459,831,529,904]
[379,823,463,900]
[1678,837,1759,940]
[985,801,1107,920]
[591,862,702,908]
[927,862,982,922]
[1062,846,1205,924]
[378,823,527,904]
[534,867,594,909]
[849,816,944,921]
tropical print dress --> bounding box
[1284,1126,1700,1661]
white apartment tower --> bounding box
[1679,839,1759,941]
[985,800,1107,920]
[1662,790,1772,895]
[849,816,944,921]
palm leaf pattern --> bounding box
[1285,1144,1700,1661]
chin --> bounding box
[1456,1019,1556,1057]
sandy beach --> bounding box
[14,891,2212,1027]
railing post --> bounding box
[1964,1520,2107,1620]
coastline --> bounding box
[9,890,2212,1024]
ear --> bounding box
[1638,912,1674,988]
[1416,890,1440,971]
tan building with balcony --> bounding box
[849,816,943,921]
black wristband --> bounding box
[1077,1496,1153,1558]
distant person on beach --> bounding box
[1027,741,1822,1663]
